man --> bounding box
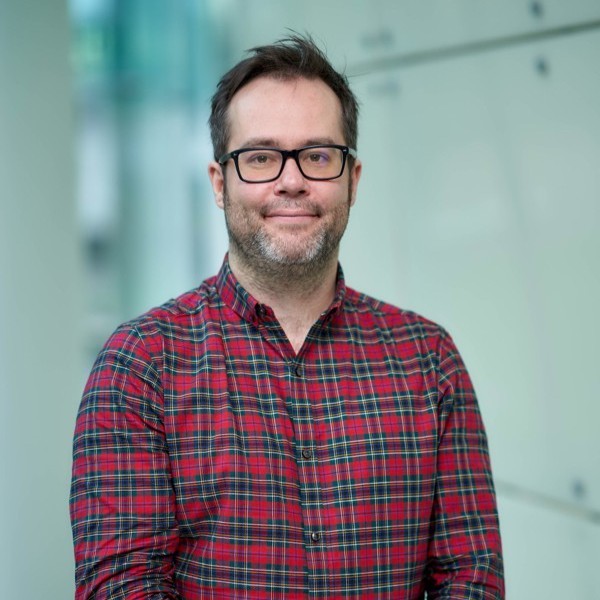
[71,35,504,599]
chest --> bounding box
[160,320,441,527]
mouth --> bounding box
[263,205,320,224]
[265,214,318,227]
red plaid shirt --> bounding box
[70,258,504,599]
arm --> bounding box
[70,322,181,599]
[425,332,504,599]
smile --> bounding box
[264,209,319,224]
[266,214,317,223]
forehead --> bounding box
[227,76,344,147]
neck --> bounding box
[228,251,339,353]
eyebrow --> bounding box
[239,137,339,149]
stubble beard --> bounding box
[222,187,352,286]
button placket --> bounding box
[285,355,326,590]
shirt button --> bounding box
[293,364,302,377]
[301,448,313,460]
[310,531,321,543]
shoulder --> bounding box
[124,275,219,329]
[141,274,220,322]
[99,275,221,364]
[341,286,470,386]
[342,286,449,341]
[340,286,466,365]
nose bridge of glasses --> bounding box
[279,148,305,178]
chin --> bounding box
[259,229,328,261]
[260,243,322,266]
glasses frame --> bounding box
[218,144,357,183]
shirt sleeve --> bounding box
[425,330,505,599]
[70,321,181,600]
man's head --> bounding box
[209,34,359,160]
[207,35,362,281]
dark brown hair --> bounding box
[209,33,359,160]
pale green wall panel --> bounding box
[0,1,84,598]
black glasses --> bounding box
[218,144,357,183]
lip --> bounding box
[264,209,319,223]
[266,208,317,216]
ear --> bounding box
[208,161,225,209]
[349,158,362,207]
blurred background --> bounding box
[1,0,599,597]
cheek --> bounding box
[224,187,266,218]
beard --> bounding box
[222,185,352,281]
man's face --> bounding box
[209,76,361,272]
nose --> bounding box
[274,155,307,195]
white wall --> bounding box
[0,1,84,598]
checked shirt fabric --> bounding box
[70,258,504,599]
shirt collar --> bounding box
[215,255,347,326]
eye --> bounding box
[304,149,332,165]
[243,150,279,167]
